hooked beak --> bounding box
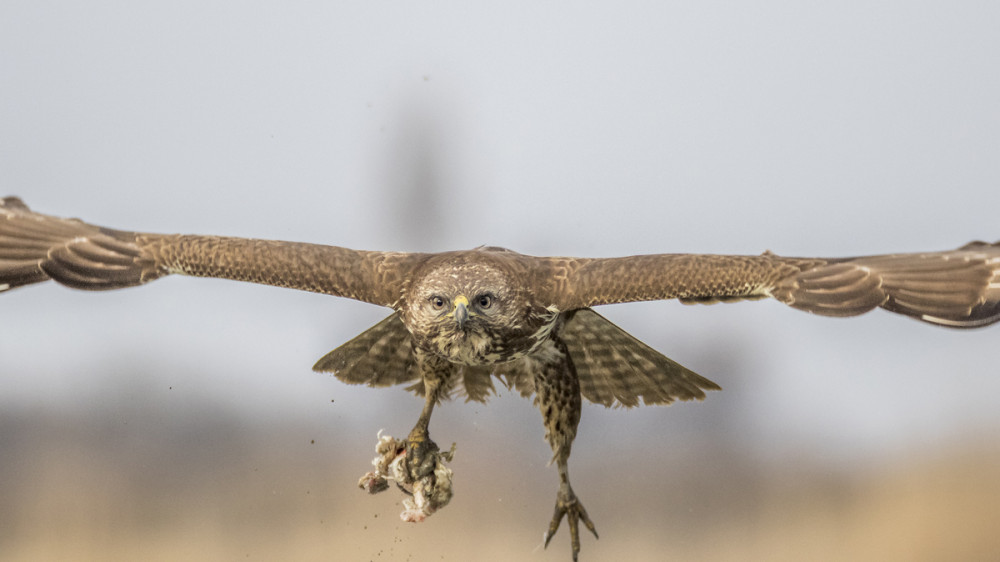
[452,295,470,330]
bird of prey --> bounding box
[2,196,999,560]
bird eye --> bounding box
[430,296,447,310]
[477,294,493,309]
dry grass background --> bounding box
[2,393,998,562]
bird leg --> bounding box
[545,457,598,561]
[357,354,457,522]
[405,376,443,482]
[529,337,598,561]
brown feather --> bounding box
[558,309,720,408]
[540,253,822,309]
[313,314,498,403]
[313,313,418,387]
[456,365,497,402]
[773,244,1000,327]
[0,197,422,305]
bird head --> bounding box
[402,251,524,364]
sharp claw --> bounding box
[578,503,598,539]
[543,489,597,559]
[544,506,563,548]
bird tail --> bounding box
[0,196,163,292]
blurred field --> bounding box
[2,397,998,562]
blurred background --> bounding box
[2,2,999,560]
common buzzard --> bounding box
[2,196,998,560]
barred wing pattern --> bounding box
[313,313,418,387]
[542,246,1000,328]
[0,196,420,307]
[778,243,1000,328]
[558,308,720,407]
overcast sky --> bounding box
[2,2,999,470]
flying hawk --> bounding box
[2,196,998,560]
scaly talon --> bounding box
[543,486,598,561]
[405,431,440,481]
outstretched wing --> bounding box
[535,244,1000,328]
[0,197,424,307]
